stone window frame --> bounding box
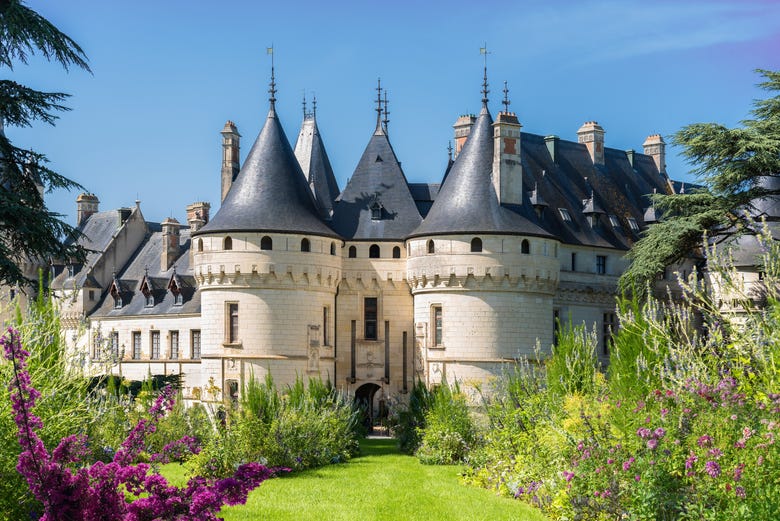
[150,330,161,360]
[363,296,379,341]
[191,330,201,360]
[596,255,607,275]
[131,331,142,360]
[170,330,179,360]
[431,304,444,349]
[224,301,241,347]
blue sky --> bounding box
[11,0,780,224]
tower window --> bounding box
[369,244,380,258]
[261,236,273,250]
[227,303,239,344]
[196,238,203,252]
[392,246,401,258]
[571,252,577,272]
[330,242,336,256]
[348,245,357,258]
[224,236,233,250]
[470,238,482,252]
[521,239,530,254]
[427,240,435,254]
[364,297,378,340]
[323,307,329,346]
[301,238,310,252]
[433,306,443,347]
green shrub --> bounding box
[388,380,434,454]
[546,321,600,396]
[415,381,478,465]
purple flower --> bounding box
[705,460,721,478]
[653,427,666,439]
[622,457,635,471]
[562,470,574,482]
[697,435,713,447]
[637,428,652,439]
[733,463,744,481]
[685,452,698,469]
[647,439,658,450]
[735,486,746,499]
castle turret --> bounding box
[193,70,341,397]
[221,121,241,202]
[577,121,605,165]
[76,193,100,226]
[293,97,340,219]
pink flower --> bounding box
[705,460,721,478]
[647,439,658,450]
[697,435,713,447]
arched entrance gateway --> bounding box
[354,383,385,433]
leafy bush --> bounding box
[388,380,434,454]
[415,381,478,465]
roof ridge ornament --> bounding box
[480,44,491,107]
[375,78,383,131]
[312,93,317,118]
[267,45,277,109]
[302,90,307,118]
[502,80,510,113]
[382,89,390,133]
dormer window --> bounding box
[559,208,572,222]
[67,264,75,277]
[140,278,154,308]
[627,218,640,231]
[114,296,123,309]
[167,272,184,306]
[609,215,621,228]
[174,293,183,306]
[110,284,123,309]
[370,200,383,220]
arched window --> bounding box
[261,236,272,250]
[223,236,232,250]
[392,246,401,259]
[330,242,336,255]
[470,237,482,252]
[348,245,357,258]
[301,238,310,252]
[427,240,435,254]
[369,244,380,258]
[196,238,203,252]
[521,239,530,254]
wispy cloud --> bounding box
[500,0,780,65]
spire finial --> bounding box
[502,80,510,113]
[447,140,453,161]
[267,45,276,108]
[312,93,317,118]
[375,78,383,130]
[302,90,307,118]
[480,44,490,107]
[382,89,390,132]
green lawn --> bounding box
[163,438,546,521]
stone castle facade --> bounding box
[15,74,698,409]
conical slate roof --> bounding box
[330,125,422,240]
[410,105,551,238]
[294,115,340,219]
[195,107,339,238]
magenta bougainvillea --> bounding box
[2,326,276,521]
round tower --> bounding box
[407,98,560,388]
[193,82,342,399]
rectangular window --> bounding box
[91,334,101,360]
[596,255,607,275]
[170,330,179,359]
[603,312,616,355]
[571,252,577,272]
[608,214,621,228]
[323,307,329,346]
[433,306,443,347]
[628,217,640,231]
[150,331,160,359]
[191,330,201,359]
[364,297,378,340]
[110,332,119,359]
[132,332,141,360]
[227,303,239,343]
[559,208,572,222]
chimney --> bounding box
[221,121,241,202]
[577,121,605,165]
[76,193,99,226]
[544,135,559,164]
[161,217,180,272]
[453,114,477,159]
[186,201,210,232]
[643,134,666,175]
[492,111,523,205]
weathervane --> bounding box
[375,78,383,129]
[480,44,491,106]
[267,45,276,107]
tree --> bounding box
[0,0,89,288]
[619,69,780,293]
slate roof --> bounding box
[330,125,422,240]
[91,223,200,317]
[51,209,135,290]
[410,106,553,239]
[294,115,340,219]
[408,183,440,218]
[195,106,339,239]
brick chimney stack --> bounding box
[643,134,666,175]
[186,202,210,232]
[221,121,241,202]
[453,114,477,159]
[492,111,523,206]
[161,217,180,272]
[76,193,99,226]
[577,121,605,165]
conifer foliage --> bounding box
[620,70,780,292]
[0,0,87,287]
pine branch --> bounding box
[0,80,69,127]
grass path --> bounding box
[168,438,546,521]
